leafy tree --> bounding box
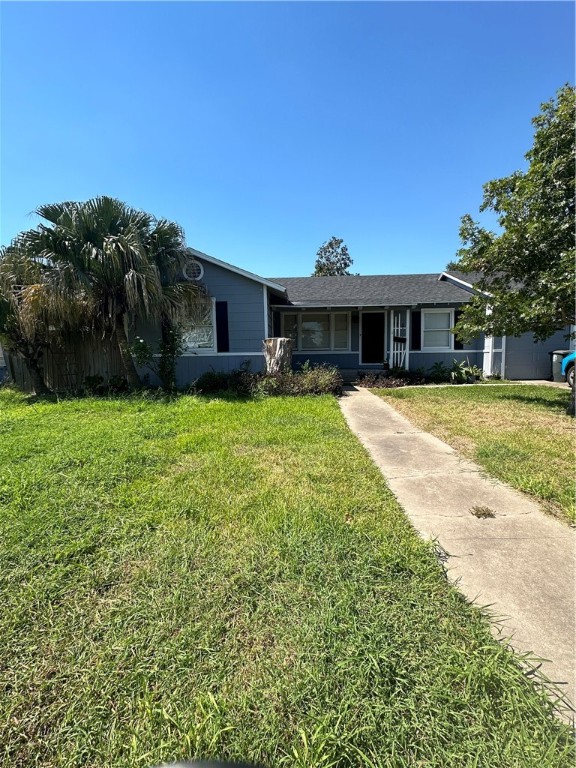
[16,196,198,389]
[450,85,575,343]
[313,237,353,276]
[0,239,89,394]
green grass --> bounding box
[0,387,573,767]
[372,384,575,524]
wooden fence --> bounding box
[5,335,125,393]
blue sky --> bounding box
[1,1,574,276]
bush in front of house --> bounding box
[356,368,428,388]
[356,360,485,389]
[193,369,252,396]
[427,362,451,383]
[256,364,343,397]
[193,363,343,397]
[82,374,131,395]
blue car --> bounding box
[561,351,575,388]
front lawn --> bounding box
[0,388,573,767]
[373,384,575,524]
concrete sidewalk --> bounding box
[339,386,575,711]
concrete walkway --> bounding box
[339,386,575,712]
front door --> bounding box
[361,312,386,364]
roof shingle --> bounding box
[268,273,475,307]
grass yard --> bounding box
[372,384,575,525]
[0,388,573,768]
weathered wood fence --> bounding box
[5,335,125,393]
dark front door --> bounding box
[361,312,385,364]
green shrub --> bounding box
[357,369,427,388]
[296,363,343,395]
[83,374,106,394]
[193,370,236,393]
[82,374,130,396]
[428,361,451,383]
[130,324,186,391]
[194,363,343,397]
[450,358,485,384]
[108,375,130,393]
[256,365,343,397]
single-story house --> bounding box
[2,248,570,390]
[134,248,570,386]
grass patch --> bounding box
[470,505,497,519]
[0,387,573,767]
[373,384,575,524]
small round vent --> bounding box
[182,259,204,281]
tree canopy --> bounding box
[313,237,353,276]
[0,197,198,391]
[450,85,575,343]
[0,238,89,394]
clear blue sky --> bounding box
[1,1,574,276]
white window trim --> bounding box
[182,297,217,355]
[282,312,351,352]
[421,308,454,352]
[414,349,485,354]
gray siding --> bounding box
[135,260,266,354]
[492,351,503,377]
[136,354,265,389]
[199,260,266,352]
[461,336,485,352]
[409,351,484,371]
[174,354,265,388]
[292,352,360,369]
[134,257,269,388]
[504,330,571,380]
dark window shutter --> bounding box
[273,312,281,337]
[453,309,464,350]
[216,301,229,352]
[410,310,421,351]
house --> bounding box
[3,248,569,391]
[136,248,568,386]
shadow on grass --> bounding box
[496,391,573,413]
[11,387,339,408]
[12,387,182,407]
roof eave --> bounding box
[189,248,287,293]
[270,299,472,309]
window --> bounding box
[422,310,452,350]
[182,297,215,352]
[301,313,330,350]
[283,314,298,345]
[333,313,349,350]
[282,312,350,351]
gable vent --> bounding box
[182,259,204,281]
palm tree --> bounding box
[22,197,198,388]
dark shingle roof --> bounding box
[268,273,476,308]
[443,271,483,286]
